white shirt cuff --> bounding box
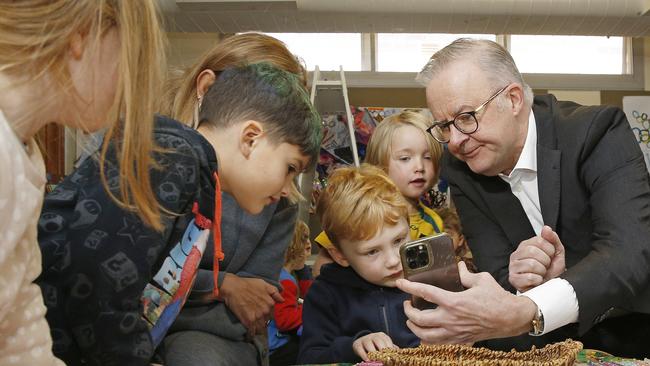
[520,278,579,335]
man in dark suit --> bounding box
[396,38,650,357]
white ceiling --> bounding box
[161,0,650,36]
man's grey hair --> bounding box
[416,38,534,106]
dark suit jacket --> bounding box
[442,94,650,340]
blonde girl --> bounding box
[0,0,165,365]
[364,110,445,239]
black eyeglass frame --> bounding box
[426,84,510,143]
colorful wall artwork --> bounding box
[622,96,650,173]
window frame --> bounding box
[305,34,644,91]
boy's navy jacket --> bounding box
[298,263,419,364]
[36,116,218,366]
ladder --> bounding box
[310,66,360,167]
[297,66,359,227]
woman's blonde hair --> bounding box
[364,110,444,184]
[285,220,310,265]
[316,164,408,249]
[161,32,306,126]
[0,0,167,230]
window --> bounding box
[260,32,638,89]
[266,33,363,71]
[376,33,496,72]
[510,35,626,74]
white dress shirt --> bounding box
[498,111,579,335]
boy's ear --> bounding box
[196,69,217,98]
[239,120,265,158]
[328,247,350,267]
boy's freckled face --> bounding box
[336,219,409,288]
[232,136,308,215]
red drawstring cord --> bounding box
[212,172,224,298]
[190,173,224,298]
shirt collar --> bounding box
[500,110,537,180]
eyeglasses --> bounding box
[426,85,509,143]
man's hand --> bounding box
[219,273,284,337]
[396,262,537,344]
[352,332,398,361]
[509,225,566,292]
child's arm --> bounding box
[185,199,294,336]
[294,265,313,298]
[297,281,365,364]
[274,276,303,331]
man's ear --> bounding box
[239,120,264,159]
[328,247,350,267]
[507,83,526,116]
[196,69,217,98]
[68,31,85,60]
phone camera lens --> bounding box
[405,245,429,269]
[408,258,418,269]
[406,247,417,258]
[417,251,429,267]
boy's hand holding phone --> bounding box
[352,332,399,361]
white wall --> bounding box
[167,32,222,69]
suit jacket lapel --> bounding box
[533,98,562,231]
[475,174,535,248]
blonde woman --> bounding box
[0,1,165,365]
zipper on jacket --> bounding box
[379,288,390,336]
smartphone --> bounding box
[399,233,464,310]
